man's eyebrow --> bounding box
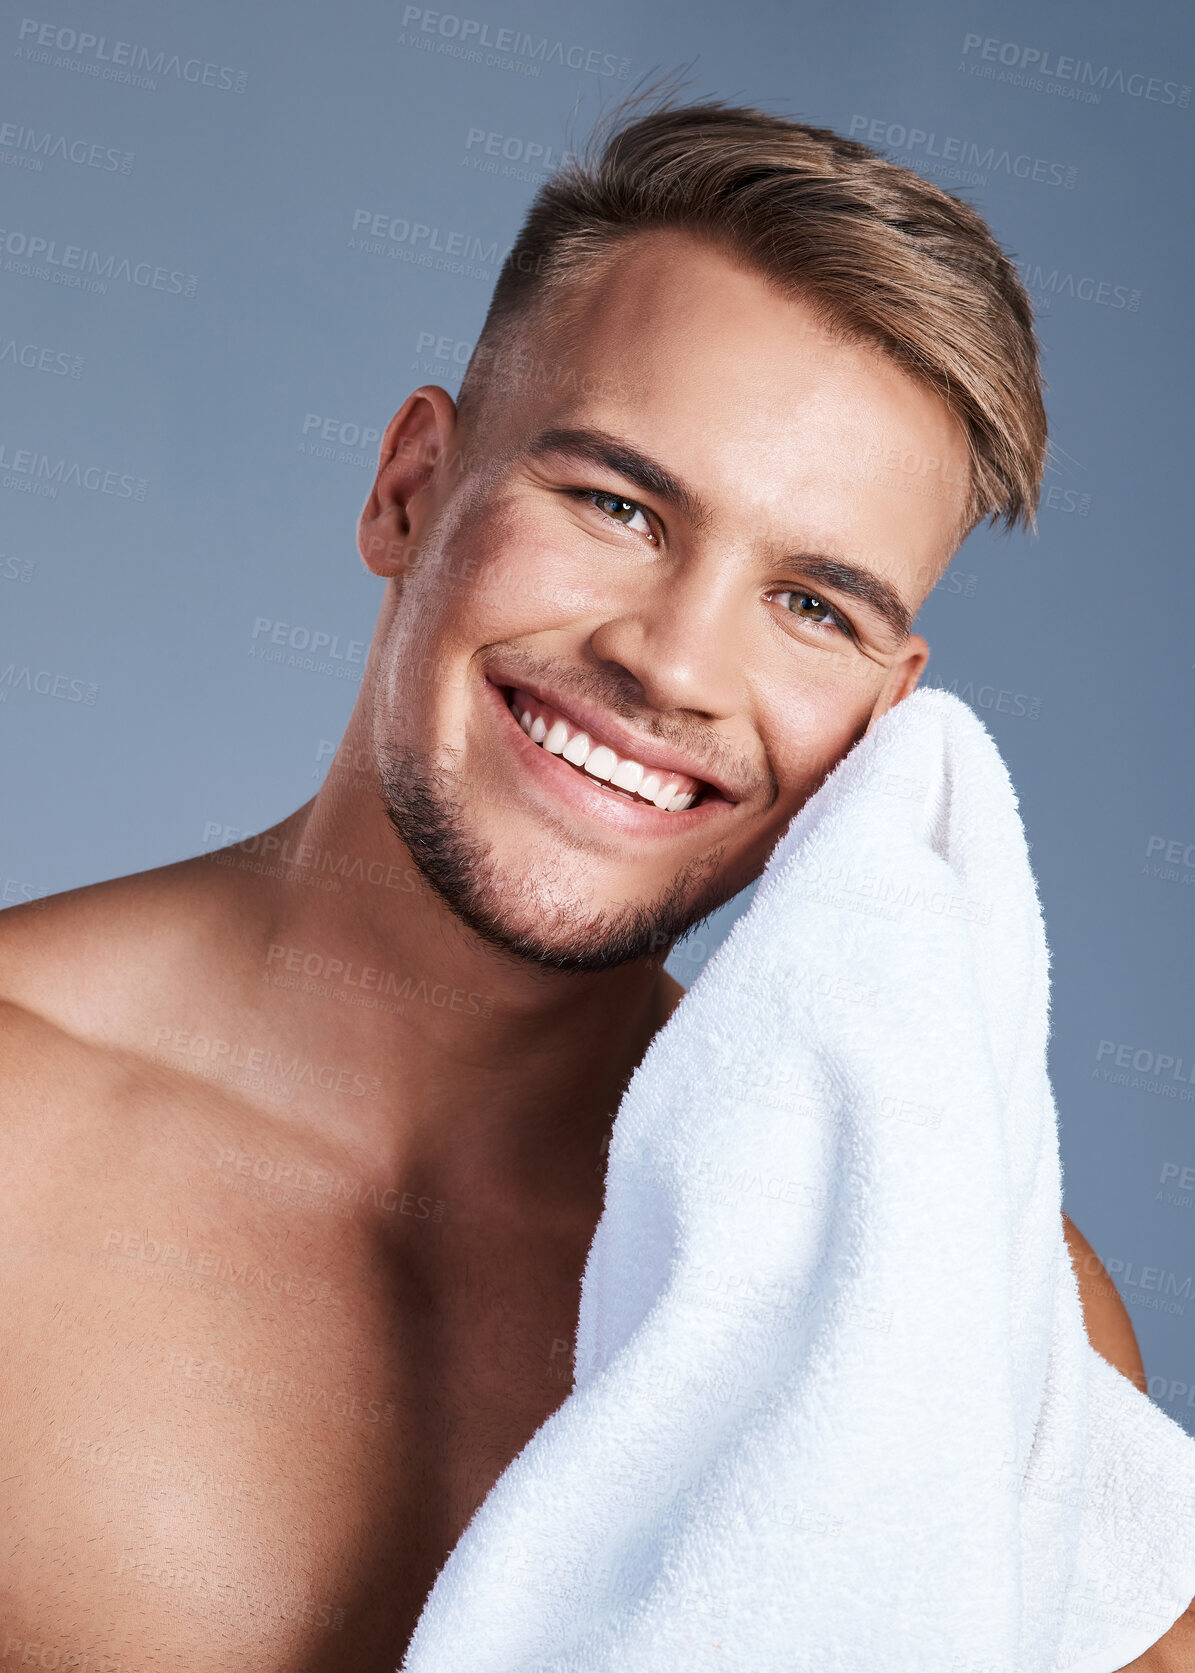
[526,426,710,524]
[527,425,913,641]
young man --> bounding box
[0,103,1185,1671]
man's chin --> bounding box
[377,750,732,976]
[427,890,690,977]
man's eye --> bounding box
[769,590,846,635]
[581,490,654,537]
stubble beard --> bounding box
[377,744,737,975]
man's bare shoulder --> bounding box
[0,990,117,1125]
[0,982,226,1167]
[0,856,259,1211]
[0,852,239,1050]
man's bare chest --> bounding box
[0,1084,588,1672]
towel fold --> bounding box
[401,687,1195,1673]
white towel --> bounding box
[400,686,1195,1673]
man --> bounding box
[0,102,1186,1671]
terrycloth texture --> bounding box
[400,687,1195,1673]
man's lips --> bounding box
[507,687,704,810]
[485,670,739,804]
[483,676,737,835]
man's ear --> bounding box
[864,633,930,735]
[357,385,458,579]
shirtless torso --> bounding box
[0,849,686,1672]
[0,851,1147,1672]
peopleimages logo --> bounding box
[0,226,197,296]
[1093,1038,1195,1101]
[15,18,249,93]
[1017,261,1141,312]
[0,335,82,376]
[960,32,1190,108]
[349,208,498,269]
[295,411,382,471]
[398,7,630,79]
[0,663,98,704]
[848,114,1077,189]
[0,440,147,501]
[463,127,573,184]
[464,128,571,169]
[249,616,365,677]
[0,121,134,174]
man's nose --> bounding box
[586,554,746,722]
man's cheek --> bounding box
[767,696,870,801]
[455,536,601,626]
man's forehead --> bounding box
[534,232,909,388]
[495,233,902,400]
[519,254,962,451]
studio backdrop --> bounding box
[2,0,1193,1430]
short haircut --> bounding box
[458,98,1048,541]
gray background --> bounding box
[2,0,1193,1426]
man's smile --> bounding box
[509,686,703,809]
[482,674,738,837]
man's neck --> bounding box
[201,762,682,1227]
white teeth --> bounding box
[583,745,618,781]
[561,731,591,766]
[508,691,703,813]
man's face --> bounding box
[358,231,972,973]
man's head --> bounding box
[354,101,1047,976]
